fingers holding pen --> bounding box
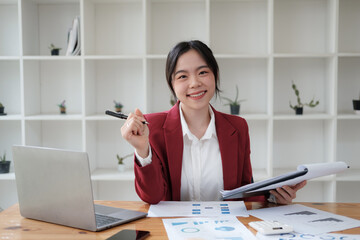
[127,113,147,135]
[121,113,146,137]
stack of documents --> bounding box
[221,162,349,199]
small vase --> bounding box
[60,107,66,114]
[353,100,360,114]
[230,105,240,115]
[115,107,122,113]
[295,107,303,115]
[117,164,125,172]
[0,161,11,174]
[51,49,60,56]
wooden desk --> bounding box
[0,201,359,239]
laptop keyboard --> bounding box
[95,214,123,227]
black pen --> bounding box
[105,110,149,124]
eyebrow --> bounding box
[174,65,209,76]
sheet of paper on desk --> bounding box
[163,216,257,240]
[249,204,360,235]
[148,201,248,217]
[256,232,360,240]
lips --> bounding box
[187,90,207,99]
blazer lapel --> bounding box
[163,103,183,200]
[213,108,239,191]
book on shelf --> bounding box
[221,162,349,199]
[66,16,80,56]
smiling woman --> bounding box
[120,40,306,205]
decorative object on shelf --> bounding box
[48,43,61,56]
[353,92,360,114]
[222,85,246,115]
[57,100,66,114]
[113,100,123,113]
[0,102,6,116]
[66,16,81,56]
[289,81,319,115]
[170,95,176,106]
[116,153,133,172]
[0,151,10,174]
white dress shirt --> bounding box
[135,103,224,201]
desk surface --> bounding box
[0,201,359,239]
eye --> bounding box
[177,75,187,80]
[199,70,209,76]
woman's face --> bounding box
[172,49,215,113]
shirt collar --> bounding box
[179,102,217,141]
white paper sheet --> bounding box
[221,162,348,199]
[163,216,257,240]
[256,232,360,240]
[252,162,348,192]
[249,204,360,234]
[148,201,248,217]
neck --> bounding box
[181,104,211,139]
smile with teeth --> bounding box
[187,91,206,98]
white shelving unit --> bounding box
[1,0,360,209]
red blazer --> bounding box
[134,102,265,204]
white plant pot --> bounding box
[117,164,125,172]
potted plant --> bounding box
[353,91,360,114]
[0,151,10,174]
[114,100,123,113]
[222,85,246,115]
[0,102,5,115]
[48,43,61,56]
[116,153,133,172]
[58,100,66,114]
[289,81,319,115]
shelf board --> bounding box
[84,55,143,60]
[146,54,167,59]
[86,114,120,121]
[23,56,81,61]
[0,114,22,120]
[0,172,15,180]
[214,54,268,59]
[338,53,360,57]
[273,53,335,58]
[91,168,135,181]
[240,114,269,120]
[0,56,20,60]
[273,113,333,120]
[25,114,82,120]
[337,114,360,119]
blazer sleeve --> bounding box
[133,146,170,204]
[133,113,173,204]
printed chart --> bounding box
[148,201,248,217]
[249,204,360,234]
[163,216,257,240]
[256,232,360,240]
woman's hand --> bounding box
[269,180,307,205]
[121,109,149,158]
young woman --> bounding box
[121,40,306,204]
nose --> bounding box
[189,75,201,88]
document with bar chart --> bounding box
[148,201,248,217]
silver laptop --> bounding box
[12,145,147,232]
